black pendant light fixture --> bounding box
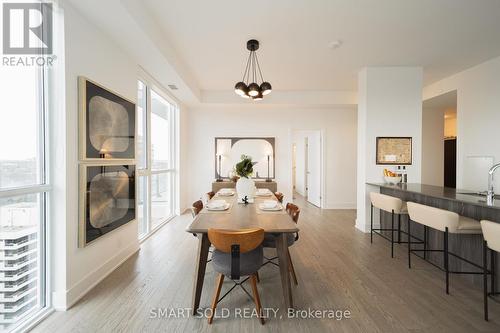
[234,39,272,100]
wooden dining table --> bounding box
[186,190,299,313]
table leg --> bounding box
[192,233,211,314]
[276,233,293,309]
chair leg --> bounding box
[408,218,412,269]
[484,240,489,321]
[391,210,394,258]
[250,274,265,325]
[256,271,260,283]
[423,226,427,260]
[287,248,298,285]
[370,204,373,244]
[444,227,449,295]
[398,214,401,244]
[208,273,224,324]
[491,250,496,294]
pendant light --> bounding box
[234,39,272,100]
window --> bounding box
[136,80,178,238]
[0,66,49,330]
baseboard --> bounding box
[54,242,140,310]
[355,219,370,233]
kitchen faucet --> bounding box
[487,162,500,205]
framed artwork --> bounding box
[79,164,136,247]
[376,137,412,165]
[79,77,136,161]
[214,137,275,180]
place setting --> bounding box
[216,188,235,197]
[200,199,232,214]
[256,199,285,214]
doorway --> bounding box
[292,130,322,207]
[422,90,457,188]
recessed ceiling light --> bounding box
[168,84,178,90]
[329,40,342,50]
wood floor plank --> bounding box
[32,194,500,333]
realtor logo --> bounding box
[2,2,53,54]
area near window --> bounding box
[136,79,178,239]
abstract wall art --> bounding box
[79,77,136,161]
[79,164,136,247]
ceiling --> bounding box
[423,90,457,110]
[141,0,500,92]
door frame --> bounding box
[289,129,325,208]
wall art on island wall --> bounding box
[376,137,412,165]
[79,164,136,247]
[214,137,275,180]
[79,77,136,161]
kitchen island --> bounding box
[368,182,499,290]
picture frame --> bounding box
[376,137,412,165]
[79,164,136,247]
[214,137,276,180]
[79,76,136,162]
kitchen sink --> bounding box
[456,191,500,200]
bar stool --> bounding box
[480,220,499,321]
[407,202,482,294]
[370,192,421,258]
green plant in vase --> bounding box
[235,155,257,201]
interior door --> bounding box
[307,132,321,207]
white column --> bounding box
[356,67,423,232]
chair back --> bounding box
[481,220,500,252]
[208,228,264,254]
[370,192,404,214]
[407,202,459,232]
[207,191,216,200]
[286,203,300,223]
[191,200,203,217]
[275,192,284,203]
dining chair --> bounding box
[207,228,265,324]
[262,203,300,285]
[274,192,284,203]
[207,191,216,200]
[191,200,204,217]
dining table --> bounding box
[186,189,299,313]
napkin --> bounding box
[261,200,277,209]
[207,200,226,209]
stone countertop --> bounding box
[367,182,500,210]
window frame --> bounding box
[136,71,179,240]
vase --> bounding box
[236,177,256,201]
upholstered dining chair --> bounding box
[262,203,300,285]
[191,200,204,217]
[207,191,216,200]
[274,192,284,203]
[207,228,265,325]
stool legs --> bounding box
[491,251,496,294]
[483,240,489,321]
[444,227,449,294]
[370,204,373,244]
[408,218,412,269]
[391,210,395,258]
[397,214,401,244]
[423,226,427,260]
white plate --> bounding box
[207,203,230,211]
[218,191,235,196]
[259,203,282,211]
[255,192,272,197]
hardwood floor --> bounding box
[33,194,500,332]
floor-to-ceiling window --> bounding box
[0,59,49,332]
[137,79,178,239]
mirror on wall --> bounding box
[214,137,275,180]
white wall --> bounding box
[424,56,500,191]
[185,106,357,210]
[421,107,444,186]
[54,3,140,309]
[356,67,423,232]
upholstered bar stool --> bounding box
[370,192,420,258]
[480,220,499,321]
[407,202,482,294]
